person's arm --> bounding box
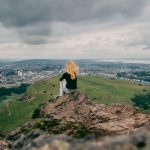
[59,73,65,81]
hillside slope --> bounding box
[0,75,150,131]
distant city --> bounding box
[0,59,150,88]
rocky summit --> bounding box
[2,92,150,150]
[34,91,150,136]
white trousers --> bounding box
[59,79,71,96]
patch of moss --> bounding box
[41,119,90,138]
[71,123,89,138]
[32,103,46,119]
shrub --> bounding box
[32,103,46,119]
[131,92,150,111]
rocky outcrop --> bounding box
[2,92,150,150]
[9,127,150,150]
[35,92,150,136]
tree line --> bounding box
[0,83,30,99]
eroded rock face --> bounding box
[36,92,150,136]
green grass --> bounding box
[0,75,150,132]
[0,77,59,131]
[0,94,21,104]
[78,76,150,104]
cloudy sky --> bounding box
[0,0,150,60]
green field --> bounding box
[0,75,150,131]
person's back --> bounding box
[59,72,77,89]
[59,60,79,96]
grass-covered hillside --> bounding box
[0,75,150,132]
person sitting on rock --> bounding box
[59,60,79,96]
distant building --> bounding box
[17,70,23,78]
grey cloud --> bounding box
[0,0,149,44]
[0,0,148,27]
[143,45,150,50]
[21,36,49,45]
[0,0,52,27]
[125,31,150,50]
[17,23,51,44]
